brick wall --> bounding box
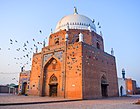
[28,29,118,99]
[28,53,41,95]
[82,43,118,99]
[65,42,82,99]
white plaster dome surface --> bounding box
[55,8,96,32]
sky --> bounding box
[0,0,140,86]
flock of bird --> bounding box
[0,21,101,72]
[0,30,47,72]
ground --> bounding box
[0,94,140,109]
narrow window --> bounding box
[97,42,100,49]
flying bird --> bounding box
[12,78,15,80]
[23,43,26,47]
[26,54,29,58]
[39,30,42,34]
[43,40,46,47]
[16,48,20,51]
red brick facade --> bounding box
[26,29,119,99]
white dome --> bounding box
[55,8,96,32]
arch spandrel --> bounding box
[43,51,63,65]
[43,56,61,70]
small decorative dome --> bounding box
[55,7,96,32]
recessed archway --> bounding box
[101,75,108,97]
[120,86,123,96]
[49,74,58,97]
[22,82,27,95]
[42,57,61,96]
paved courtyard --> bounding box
[0,94,140,109]
[0,93,71,104]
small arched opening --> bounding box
[54,38,59,45]
[55,41,59,45]
[101,75,108,97]
[120,86,123,96]
[97,42,100,49]
[49,74,58,97]
[22,82,27,95]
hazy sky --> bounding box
[0,0,140,86]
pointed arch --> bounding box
[101,75,108,97]
[42,56,61,96]
[101,75,107,84]
[49,74,58,83]
[43,56,61,69]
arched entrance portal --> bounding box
[101,75,108,97]
[22,82,27,95]
[49,74,58,97]
[42,58,61,97]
